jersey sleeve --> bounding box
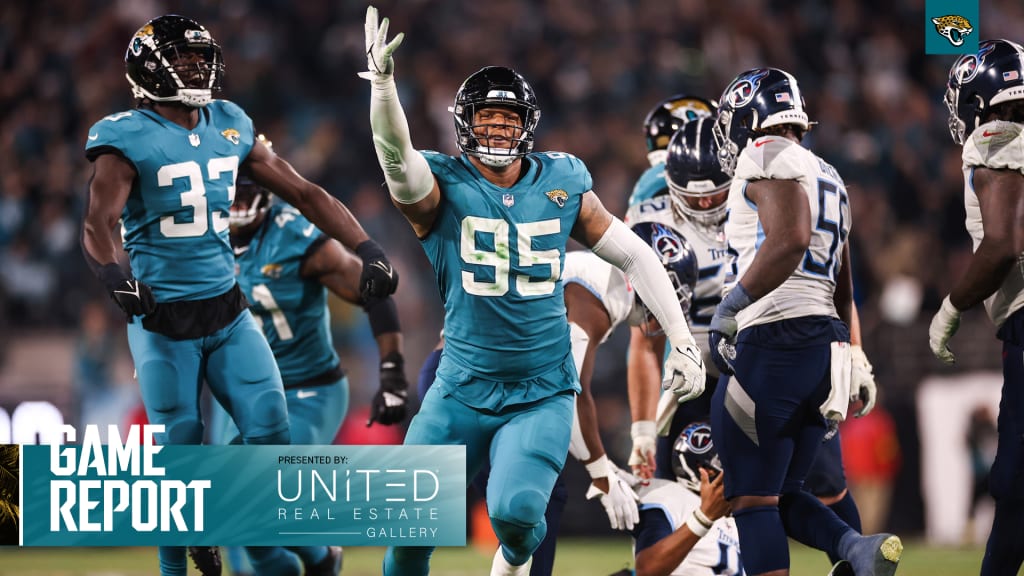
[562,152,595,192]
[963,120,1024,172]
[733,136,805,181]
[84,111,143,163]
[422,150,461,184]
[275,205,327,258]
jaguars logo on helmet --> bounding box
[642,94,717,165]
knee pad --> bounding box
[492,488,548,529]
[161,419,204,445]
[383,546,434,576]
[247,546,301,576]
[490,517,545,566]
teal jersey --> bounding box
[422,151,589,385]
[84,100,255,302]
[234,204,339,386]
[627,163,668,207]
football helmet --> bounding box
[672,421,722,494]
[945,39,1024,145]
[713,67,809,176]
[451,66,540,167]
[229,135,273,228]
[665,117,730,230]
[627,221,699,336]
[125,15,224,107]
[643,94,717,165]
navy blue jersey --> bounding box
[235,204,339,385]
[85,100,254,301]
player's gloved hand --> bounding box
[709,283,755,375]
[850,345,877,417]
[928,295,961,365]
[584,456,640,531]
[628,420,657,479]
[368,352,408,426]
[356,239,399,300]
[662,340,706,403]
[358,6,404,82]
[99,263,156,317]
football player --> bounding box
[417,223,699,576]
[80,15,397,576]
[929,39,1024,576]
[628,95,717,208]
[360,7,704,575]
[709,67,901,576]
[628,116,878,570]
[205,157,410,575]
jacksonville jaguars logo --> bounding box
[260,263,283,279]
[666,98,714,123]
[684,423,714,454]
[931,15,973,47]
[130,24,154,56]
[545,189,568,208]
[221,129,241,145]
[725,68,771,108]
[651,223,685,264]
[950,41,997,85]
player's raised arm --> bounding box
[360,6,439,237]
[572,192,706,403]
[244,136,398,300]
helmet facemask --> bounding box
[453,101,539,167]
[451,67,540,167]
[229,180,271,229]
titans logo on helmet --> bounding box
[725,68,771,108]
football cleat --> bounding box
[845,533,903,576]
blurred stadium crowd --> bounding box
[1,0,1022,537]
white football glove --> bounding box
[850,345,877,418]
[928,296,961,365]
[357,6,404,82]
[628,420,656,477]
[584,456,640,531]
[662,341,706,403]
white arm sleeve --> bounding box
[568,322,591,461]
[368,78,435,204]
[591,217,694,347]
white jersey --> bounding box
[726,136,850,331]
[961,120,1024,328]
[626,196,731,375]
[634,479,743,576]
[563,250,633,342]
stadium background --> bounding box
[0,0,1018,573]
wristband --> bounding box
[364,296,401,336]
[720,282,755,316]
[355,239,386,263]
[685,511,711,538]
[631,420,656,440]
[693,508,713,529]
[97,263,130,293]
[584,454,610,480]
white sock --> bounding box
[489,546,532,576]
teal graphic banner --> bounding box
[925,0,979,55]
[21,428,465,546]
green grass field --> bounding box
[0,539,986,575]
